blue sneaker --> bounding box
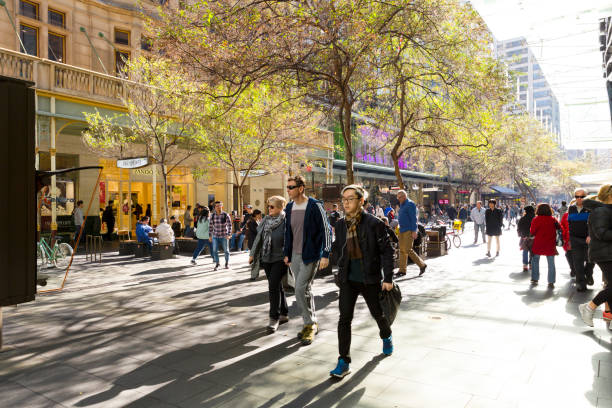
[383,336,393,356]
[330,358,350,378]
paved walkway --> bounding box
[2,227,611,407]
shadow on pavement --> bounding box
[172,278,258,298]
[76,331,301,407]
[280,354,383,408]
[472,258,495,266]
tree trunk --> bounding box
[233,171,243,214]
[390,150,405,190]
[161,164,169,221]
[341,102,354,185]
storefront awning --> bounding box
[489,185,520,196]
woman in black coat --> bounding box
[578,185,612,328]
[517,205,535,271]
[485,199,504,257]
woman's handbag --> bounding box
[379,283,402,325]
[519,236,533,251]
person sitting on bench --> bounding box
[136,216,154,250]
[156,218,175,245]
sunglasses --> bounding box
[268,205,276,209]
[575,195,586,199]
[286,185,301,190]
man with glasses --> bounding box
[209,201,232,271]
[568,188,595,291]
[284,175,332,345]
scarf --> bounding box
[262,213,285,256]
[345,210,363,260]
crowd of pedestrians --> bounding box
[129,179,611,376]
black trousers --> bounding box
[571,240,594,287]
[262,261,288,320]
[338,280,392,363]
[565,250,575,275]
[593,261,612,306]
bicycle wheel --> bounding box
[445,236,451,251]
[37,245,48,269]
[453,235,461,248]
[53,243,73,268]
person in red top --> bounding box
[560,200,576,278]
[529,203,560,288]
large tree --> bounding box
[358,0,508,189]
[150,0,449,184]
[199,82,320,211]
[83,57,205,221]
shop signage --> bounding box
[423,187,440,192]
[438,199,449,204]
[457,190,470,194]
[117,157,149,169]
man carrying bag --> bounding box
[329,185,396,379]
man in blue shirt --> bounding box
[136,216,154,250]
[396,190,427,277]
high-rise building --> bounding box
[495,37,561,142]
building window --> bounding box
[48,9,65,29]
[48,32,65,62]
[19,24,38,56]
[114,29,130,46]
[115,50,130,74]
[19,0,39,20]
[140,36,152,51]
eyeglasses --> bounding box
[341,197,359,204]
[268,205,276,209]
[286,185,300,190]
[575,195,586,199]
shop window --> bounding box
[114,29,130,46]
[48,9,65,29]
[115,50,130,75]
[48,32,65,62]
[19,24,38,56]
[19,0,38,20]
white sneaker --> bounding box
[578,303,595,327]
[267,319,279,333]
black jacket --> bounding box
[332,212,394,284]
[246,218,259,250]
[567,204,590,242]
[517,206,535,238]
[485,208,503,236]
[583,199,612,263]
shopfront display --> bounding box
[98,159,196,233]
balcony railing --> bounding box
[0,47,125,105]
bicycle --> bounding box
[445,228,462,250]
[37,237,73,268]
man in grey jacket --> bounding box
[470,201,486,244]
